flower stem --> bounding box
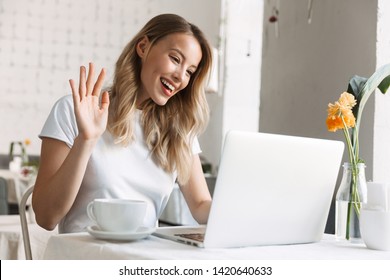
[341,116,358,240]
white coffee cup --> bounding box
[360,208,390,251]
[87,198,147,232]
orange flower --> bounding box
[339,91,357,109]
[326,93,356,132]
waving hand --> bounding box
[69,63,110,141]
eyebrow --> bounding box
[170,48,198,70]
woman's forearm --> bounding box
[192,199,212,225]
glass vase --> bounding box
[335,162,367,242]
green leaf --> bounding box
[356,64,390,127]
[347,75,367,98]
[345,64,390,152]
[378,75,390,94]
[347,75,367,117]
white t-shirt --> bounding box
[39,95,201,233]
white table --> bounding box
[0,215,57,260]
[43,232,390,260]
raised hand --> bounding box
[69,62,110,142]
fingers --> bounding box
[69,63,106,100]
[86,62,95,95]
[92,68,106,97]
[69,79,80,106]
[78,66,87,98]
[100,91,110,111]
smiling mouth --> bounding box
[161,78,175,94]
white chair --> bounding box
[19,185,34,260]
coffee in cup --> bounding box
[87,198,147,232]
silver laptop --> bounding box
[153,131,344,248]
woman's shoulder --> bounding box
[49,94,74,116]
[54,94,73,107]
[44,94,76,128]
[40,94,78,147]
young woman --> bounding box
[32,14,213,233]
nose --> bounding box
[172,66,186,83]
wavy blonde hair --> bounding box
[107,14,212,184]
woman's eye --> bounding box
[186,70,194,77]
[170,55,180,63]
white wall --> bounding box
[1,0,149,155]
[373,0,390,182]
[260,0,377,181]
[221,0,263,139]
[199,0,263,171]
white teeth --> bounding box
[161,78,175,91]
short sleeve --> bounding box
[191,136,202,155]
[39,95,78,148]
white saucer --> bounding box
[87,225,155,241]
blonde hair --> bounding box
[108,14,212,184]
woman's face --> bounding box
[136,33,202,106]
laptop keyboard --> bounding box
[174,233,205,242]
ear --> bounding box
[136,36,150,58]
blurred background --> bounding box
[1,0,390,232]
